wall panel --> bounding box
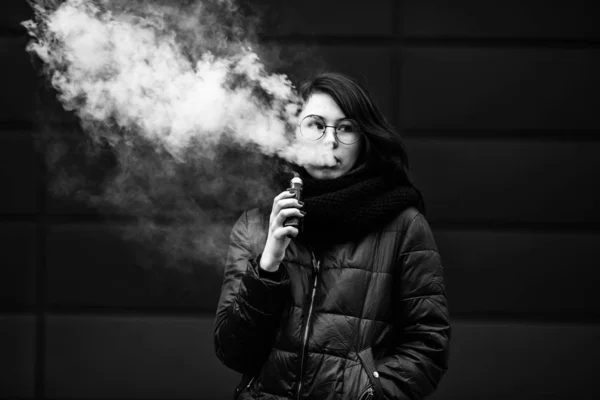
[255,0,394,37]
[447,320,600,399]
[45,315,239,400]
[400,47,600,130]
[404,139,600,225]
[46,224,223,311]
[401,0,600,39]
[0,130,38,214]
[0,222,37,307]
[0,314,36,399]
[435,228,599,318]
[0,36,37,122]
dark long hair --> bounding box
[298,72,411,183]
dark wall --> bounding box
[2,1,600,399]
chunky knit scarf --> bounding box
[298,165,423,246]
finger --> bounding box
[273,189,298,204]
[271,191,299,219]
[273,198,303,215]
[270,190,299,220]
[273,226,299,239]
[275,208,305,227]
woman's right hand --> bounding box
[260,190,305,272]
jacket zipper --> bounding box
[296,251,320,400]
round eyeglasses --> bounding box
[298,115,362,145]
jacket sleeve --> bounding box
[213,210,290,375]
[376,212,451,400]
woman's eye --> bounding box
[311,120,324,129]
[337,123,354,132]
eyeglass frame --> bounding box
[297,114,363,145]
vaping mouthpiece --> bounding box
[290,171,302,186]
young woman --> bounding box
[214,73,450,400]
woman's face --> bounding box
[300,93,363,180]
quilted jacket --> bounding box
[214,206,450,400]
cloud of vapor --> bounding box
[22,0,333,271]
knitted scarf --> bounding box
[297,165,424,246]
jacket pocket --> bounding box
[357,348,384,400]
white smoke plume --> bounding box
[22,0,333,271]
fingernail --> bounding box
[288,189,295,193]
[300,211,306,215]
[298,201,304,206]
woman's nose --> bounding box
[322,126,338,148]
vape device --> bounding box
[283,174,303,232]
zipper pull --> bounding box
[311,252,320,274]
[307,244,317,270]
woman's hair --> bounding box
[298,72,411,182]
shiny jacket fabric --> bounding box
[214,206,450,400]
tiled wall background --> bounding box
[2,1,600,399]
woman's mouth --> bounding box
[313,157,339,169]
